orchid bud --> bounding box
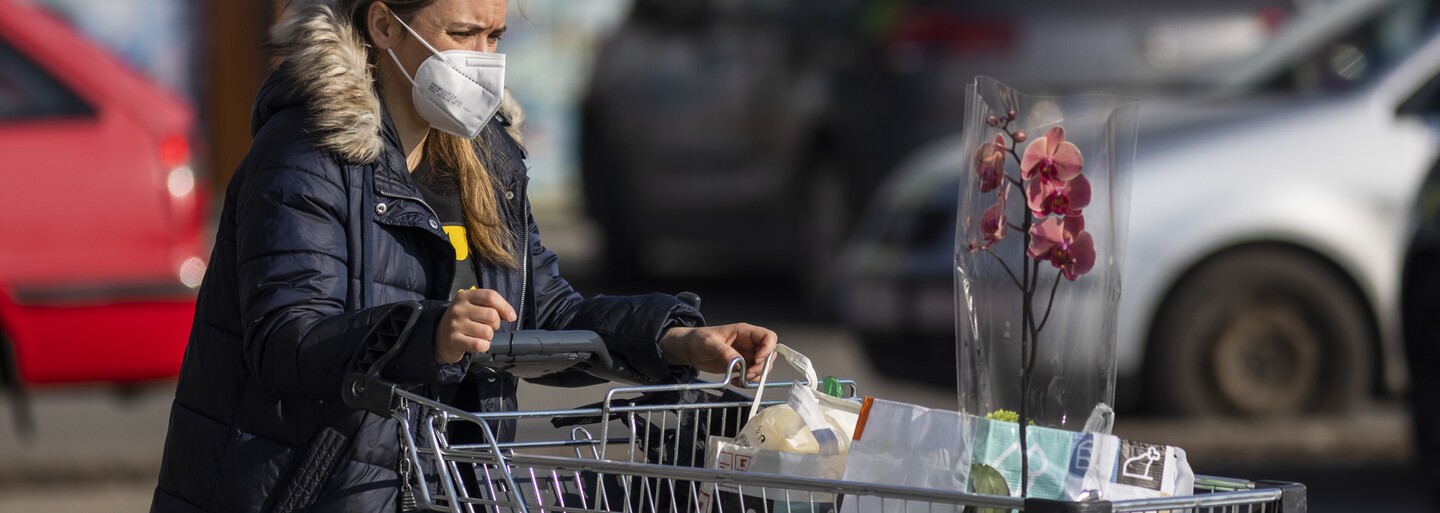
[1013,131,1028,142]
[1006,109,1017,120]
[986,115,998,126]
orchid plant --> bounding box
[967,109,1094,496]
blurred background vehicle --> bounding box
[580,0,1289,305]
[0,0,205,426]
[1401,135,1440,510]
[839,0,1440,416]
[0,0,1435,511]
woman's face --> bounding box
[373,0,507,83]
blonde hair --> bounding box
[340,0,518,268]
[428,132,517,268]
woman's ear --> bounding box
[366,2,396,50]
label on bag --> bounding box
[699,436,842,513]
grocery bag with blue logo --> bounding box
[838,398,1195,512]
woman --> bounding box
[150,1,777,511]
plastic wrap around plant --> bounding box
[955,77,1139,465]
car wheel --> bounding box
[1148,247,1372,416]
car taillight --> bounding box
[888,9,1015,57]
[160,134,189,170]
[159,134,205,289]
[160,135,194,199]
[158,134,199,230]
[1258,7,1287,35]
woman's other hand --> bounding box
[435,288,517,364]
[659,323,778,380]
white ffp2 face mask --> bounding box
[385,11,505,139]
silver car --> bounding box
[840,0,1440,416]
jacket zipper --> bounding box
[517,224,529,329]
[516,190,530,330]
[374,183,529,329]
[375,189,444,226]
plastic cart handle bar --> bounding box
[470,330,650,385]
[343,292,704,416]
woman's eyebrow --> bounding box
[448,22,505,34]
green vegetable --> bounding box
[985,409,1019,423]
[984,409,1033,425]
[965,463,1011,513]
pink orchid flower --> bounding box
[974,134,1007,193]
[1027,216,1096,280]
[979,183,1010,246]
[1026,173,1091,217]
[1020,126,1084,184]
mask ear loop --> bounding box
[387,7,445,57]
[383,7,445,86]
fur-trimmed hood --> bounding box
[256,3,525,164]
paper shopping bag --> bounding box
[837,398,977,513]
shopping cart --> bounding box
[341,320,1306,513]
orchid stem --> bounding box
[982,248,1025,291]
[1018,179,1034,498]
[1037,269,1063,333]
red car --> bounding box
[0,0,205,390]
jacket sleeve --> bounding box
[234,163,457,402]
[524,210,704,386]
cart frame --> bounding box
[347,358,1305,513]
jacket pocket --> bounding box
[268,426,350,513]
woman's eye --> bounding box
[449,31,477,41]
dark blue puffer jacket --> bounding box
[150,6,700,513]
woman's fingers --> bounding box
[461,304,503,330]
[456,288,516,323]
[436,289,512,364]
[664,324,780,377]
[742,326,778,379]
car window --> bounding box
[1267,0,1436,95]
[0,36,92,121]
[1206,0,1438,98]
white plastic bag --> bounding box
[699,344,860,512]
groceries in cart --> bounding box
[345,330,1302,513]
[699,344,861,512]
[697,345,1195,513]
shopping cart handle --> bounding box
[469,292,700,384]
[472,330,651,384]
[342,301,425,416]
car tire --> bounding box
[1148,247,1372,416]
